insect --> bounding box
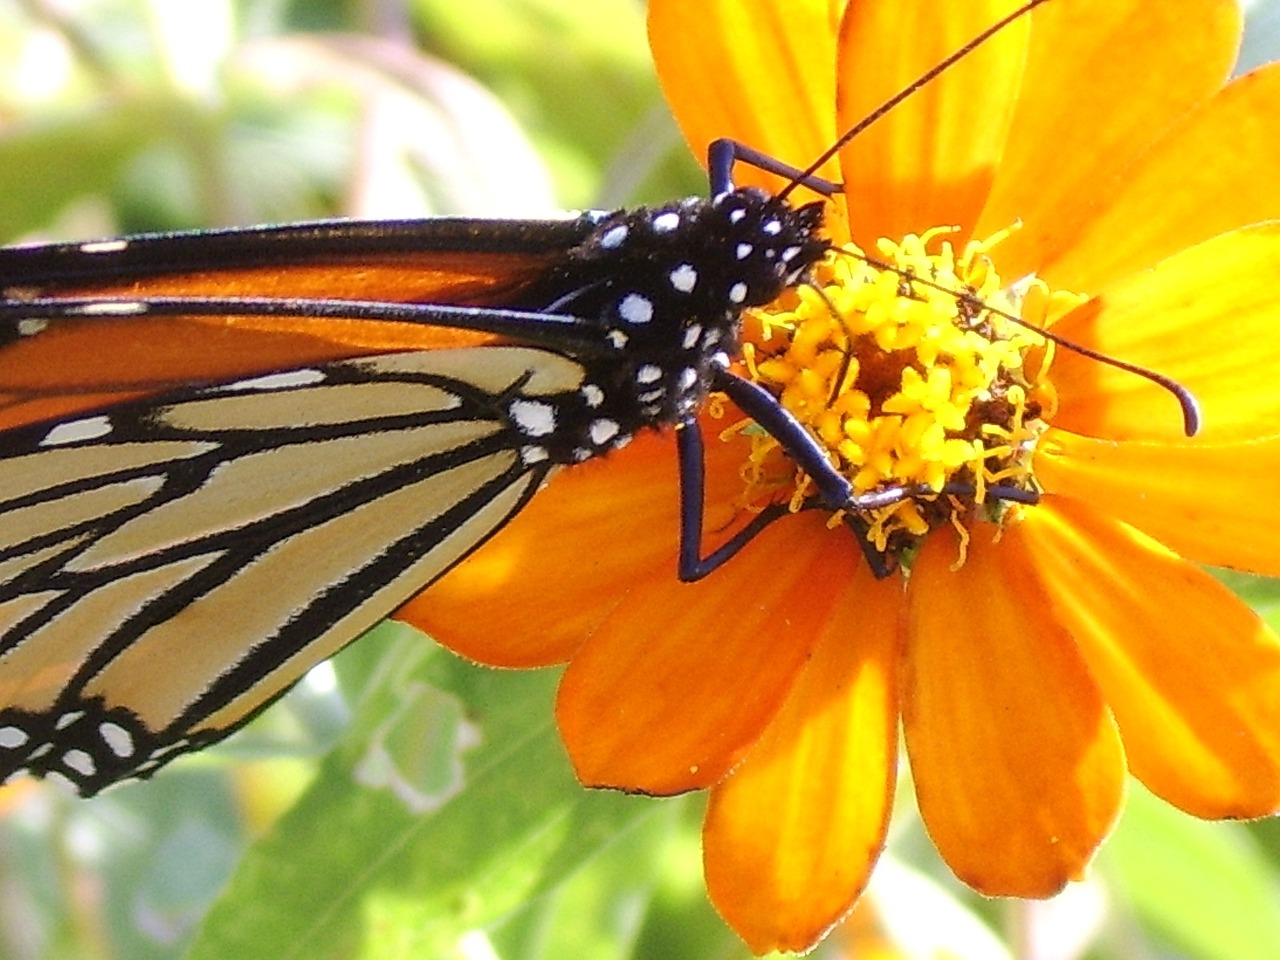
[0,1,1065,796]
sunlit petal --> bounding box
[837,0,1028,247]
[703,561,902,953]
[1036,432,1280,577]
[401,422,753,666]
[1043,61,1280,292]
[976,0,1240,281]
[1049,224,1280,443]
[648,0,842,192]
[904,525,1125,896]
[557,513,853,795]
[1019,498,1280,818]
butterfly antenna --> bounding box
[776,0,1054,204]
[843,248,1202,437]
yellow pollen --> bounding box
[730,226,1085,559]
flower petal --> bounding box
[648,0,841,191]
[1018,496,1280,818]
[1044,61,1280,293]
[1035,431,1280,577]
[400,420,754,667]
[904,524,1125,897]
[397,432,675,666]
[1048,224,1280,444]
[975,0,1240,282]
[703,560,902,953]
[557,513,857,795]
[837,0,1029,247]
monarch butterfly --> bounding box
[0,1,1060,796]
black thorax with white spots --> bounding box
[502,187,828,466]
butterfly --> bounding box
[0,0,1063,796]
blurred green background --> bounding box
[3,1,1280,959]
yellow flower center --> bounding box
[729,226,1085,561]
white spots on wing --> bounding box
[618,293,653,325]
[0,727,28,749]
[75,301,148,316]
[55,711,84,730]
[600,224,628,249]
[17,318,47,336]
[678,368,698,392]
[763,219,783,236]
[669,263,697,293]
[79,238,130,254]
[99,722,135,758]
[589,419,620,445]
[150,737,191,762]
[214,369,326,392]
[682,324,703,350]
[62,749,95,778]
[735,243,753,260]
[652,211,680,233]
[607,330,628,349]
[728,282,748,304]
[636,364,662,384]
[637,388,665,404]
[581,383,604,408]
[729,208,747,224]
[509,399,557,437]
[41,416,113,447]
[44,771,76,793]
[521,445,550,465]
[782,245,802,263]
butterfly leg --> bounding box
[675,419,790,582]
[707,139,840,197]
[676,369,893,581]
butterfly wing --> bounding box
[0,191,831,794]
[0,344,584,793]
[0,216,600,431]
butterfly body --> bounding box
[0,186,828,793]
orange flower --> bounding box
[400,0,1280,952]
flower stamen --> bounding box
[727,226,1084,563]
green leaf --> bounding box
[491,797,686,960]
[0,101,168,240]
[1102,783,1280,960]
[187,627,661,960]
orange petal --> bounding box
[1017,497,1280,819]
[1044,61,1280,293]
[557,513,859,795]
[1048,224,1280,444]
[975,0,1240,282]
[837,0,1028,248]
[397,431,677,666]
[703,560,903,953]
[647,0,841,192]
[401,418,759,667]
[1035,431,1280,577]
[903,524,1125,897]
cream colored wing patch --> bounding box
[0,346,583,793]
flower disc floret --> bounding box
[735,227,1082,556]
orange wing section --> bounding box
[0,249,564,432]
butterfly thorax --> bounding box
[506,188,828,466]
